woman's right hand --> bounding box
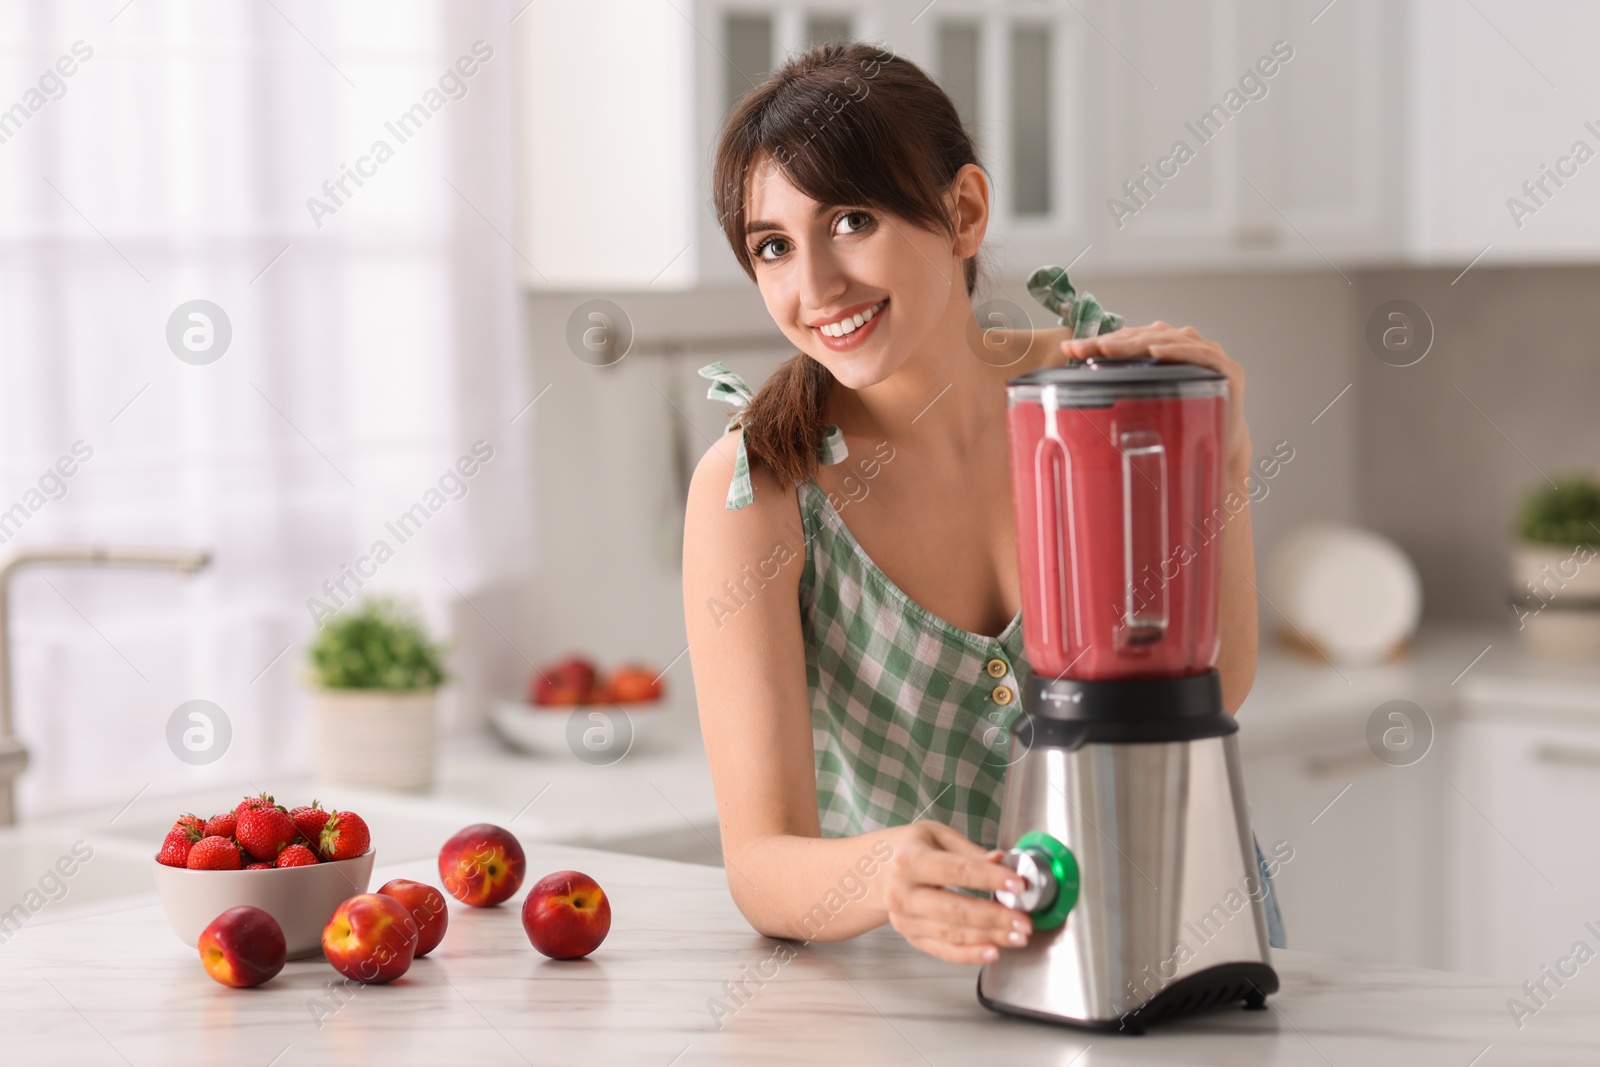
[876,821,1033,964]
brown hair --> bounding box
[712,42,987,490]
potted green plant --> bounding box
[1512,475,1600,658]
[305,596,447,790]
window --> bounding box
[723,13,774,112]
[936,21,981,138]
[805,14,853,48]
[1010,22,1052,216]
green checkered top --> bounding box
[796,478,1029,849]
[697,267,1121,848]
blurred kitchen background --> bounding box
[3,0,1599,993]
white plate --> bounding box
[1266,523,1422,666]
[488,698,671,759]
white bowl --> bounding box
[489,698,671,759]
[151,851,375,959]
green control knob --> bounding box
[993,831,1079,931]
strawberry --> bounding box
[157,827,197,868]
[244,862,274,870]
[234,792,277,818]
[203,812,237,839]
[186,836,242,870]
[319,810,370,862]
[288,801,329,851]
[171,813,205,838]
[276,844,319,868]
[236,806,296,862]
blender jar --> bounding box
[1006,357,1230,680]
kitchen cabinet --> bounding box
[689,0,1096,288]
[1242,729,1449,971]
[1450,714,1600,982]
[519,0,1099,290]
[1084,0,1406,271]
[515,0,1600,291]
[1407,0,1600,263]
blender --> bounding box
[976,355,1278,1033]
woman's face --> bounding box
[741,156,975,391]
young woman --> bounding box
[683,43,1282,967]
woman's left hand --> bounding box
[1062,324,1252,471]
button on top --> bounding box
[992,684,1015,706]
[985,657,1009,678]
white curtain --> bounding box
[0,0,534,816]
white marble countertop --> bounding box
[3,839,1596,1066]
[1237,620,1600,758]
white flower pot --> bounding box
[1511,542,1600,660]
[309,687,438,791]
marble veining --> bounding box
[1,840,1596,1066]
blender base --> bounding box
[976,962,1279,1036]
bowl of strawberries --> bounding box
[151,793,375,959]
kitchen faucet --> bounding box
[0,546,212,826]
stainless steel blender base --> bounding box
[976,724,1278,1031]
[978,961,1277,1035]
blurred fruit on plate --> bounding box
[606,664,663,704]
[438,824,526,907]
[528,656,666,706]
[378,878,450,956]
[198,905,287,988]
[530,655,599,705]
[322,893,418,984]
[522,870,611,959]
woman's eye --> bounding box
[752,236,789,261]
[836,211,872,236]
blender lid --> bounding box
[1007,356,1227,402]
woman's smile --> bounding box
[812,297,888,351]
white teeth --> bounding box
[820,300,885,337]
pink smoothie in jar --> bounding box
[1006,360,1229,681]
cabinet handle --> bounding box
[1533,743,1600,769]
[1303,749,1378,778]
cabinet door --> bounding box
[1409,0,1600,262]
[1243,737,1448,969]
[1090,0,1242,269]
[1452,717,1600,981]
[1235,0,1406,265]
[519,0,698,289]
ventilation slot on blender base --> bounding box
[1117,963,1277,1035]
[977,962,1278,1035]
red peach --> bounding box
[321,893,418,985]
[198,906,286,988]
[438,824,525,908]
[377,878,450,957]
[521,870,610,959]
